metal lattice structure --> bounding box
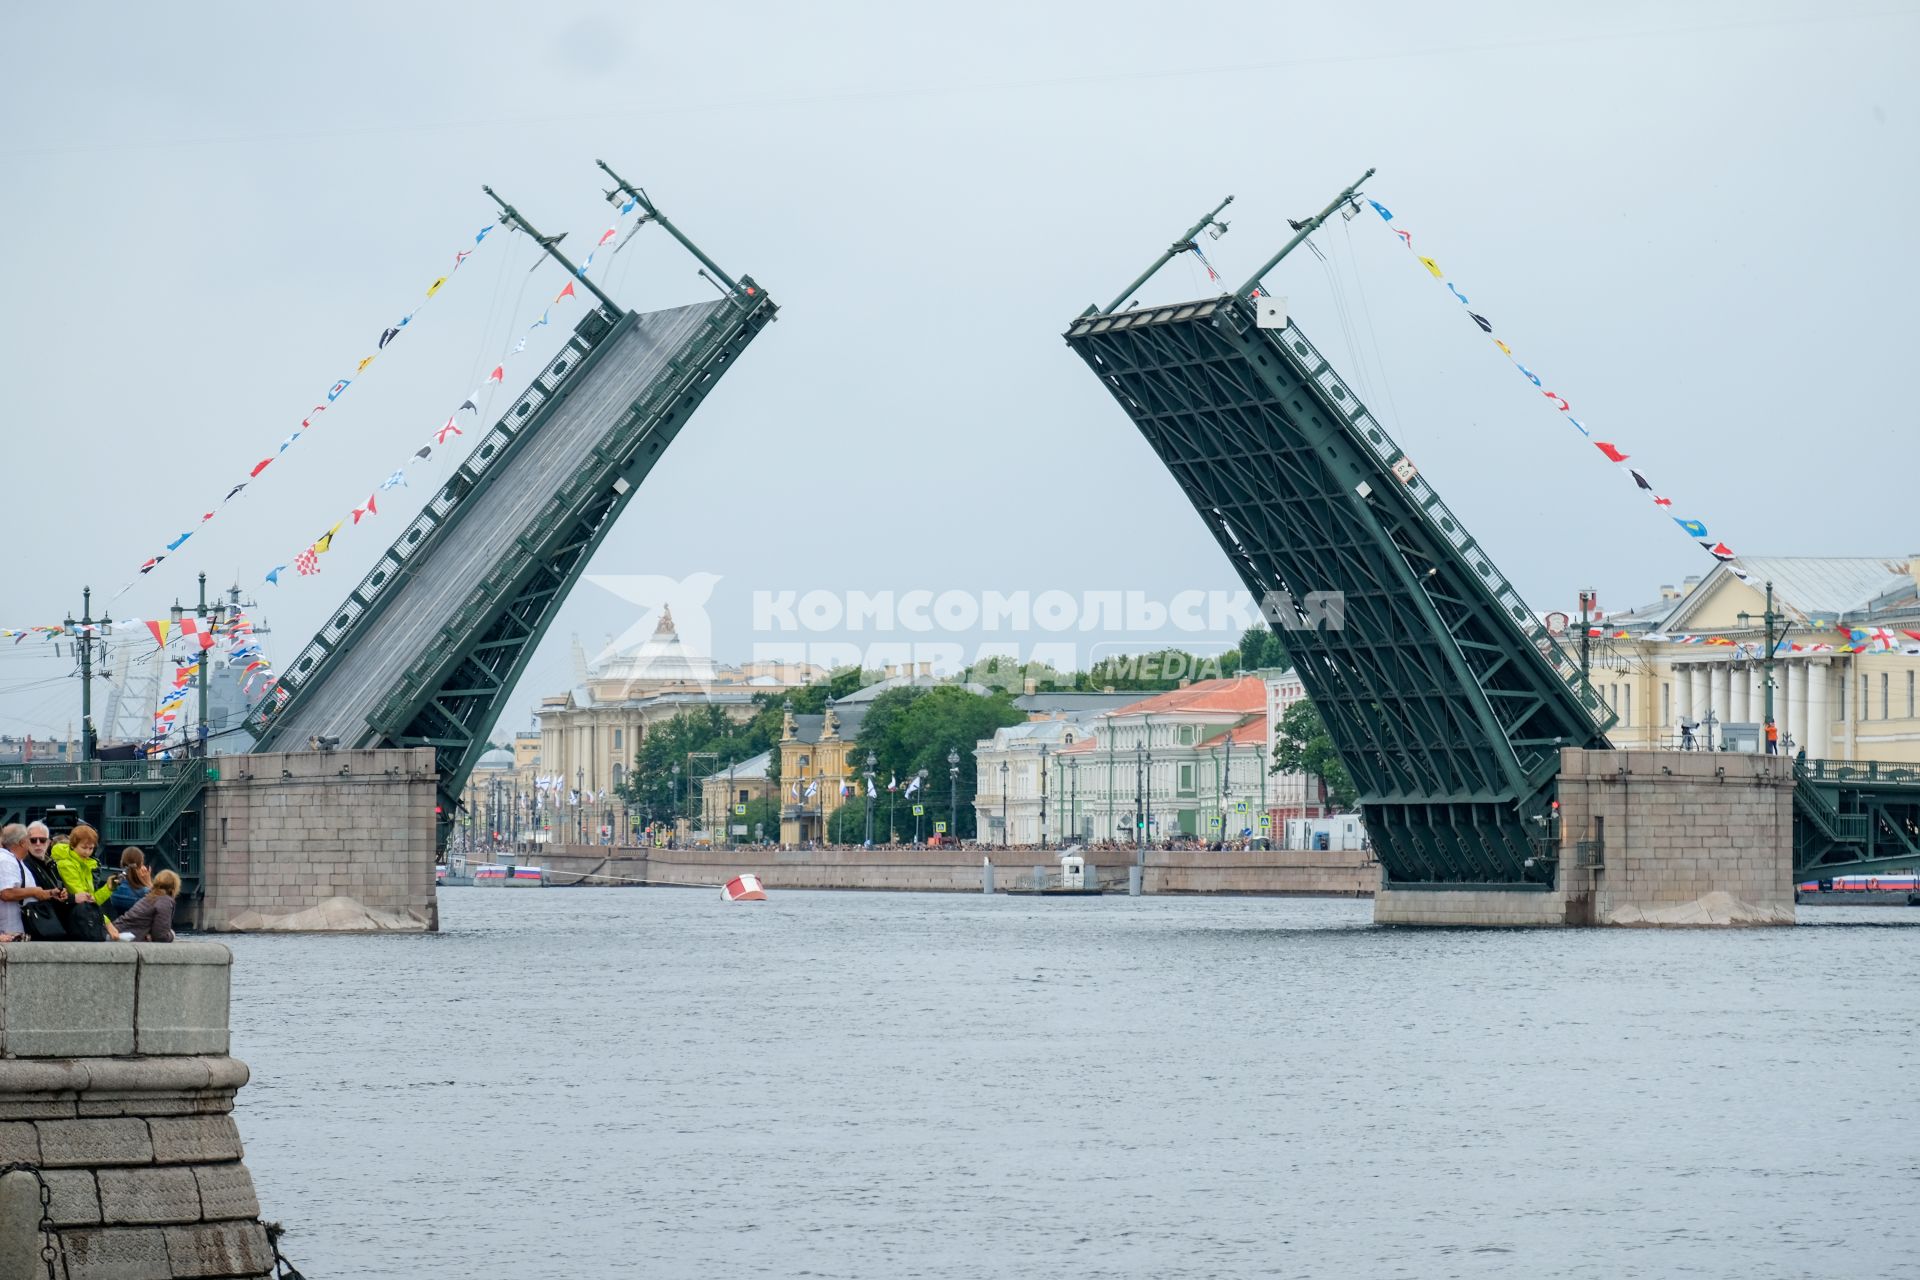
[1793,758,1920,877]
[1066,291,1614,887]
[250,174,774,837]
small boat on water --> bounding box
[436,854,475,888]
[1004,851,1107,897]
[473,863,547,887]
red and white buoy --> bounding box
[721,873,767,902]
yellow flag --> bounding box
[357,354,376,374]
[1418,256,1443,278]
[1494,340,1512,355]
[313,521,342,555]
[426,276,447,298]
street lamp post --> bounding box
[1067,758,1079,844]
[864,750,877,846]
[1737,580,1791,753]
[999,760,1010,849]
[1134,741,1148,856]
[171,573,228,757]
[948,748,960,843]
[63,587,111,764]
[1038,743,1050,850]
[670,763,680,842]
[576,766,585,844]
[914,769,928,844]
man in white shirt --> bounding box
[0,822,64,939]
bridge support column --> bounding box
[199,748,439,932]
[1374,749,1796,927]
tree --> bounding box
[1270,700,1356,811]
[1237,624,1287,672]
[850,684,1023,840]
[828,797,869,845]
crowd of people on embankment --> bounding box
[0,821,180,944]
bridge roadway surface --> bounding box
[265,298,731,750]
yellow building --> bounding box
[777,697,871,846]
[1583,557,1920,764]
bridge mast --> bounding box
[1235,168,1375,299]
[594,159,748,301]
[482,185,625,316]
[1101,194,1234,315]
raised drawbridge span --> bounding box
[1066,174,1917,886]
[250,164,774,838]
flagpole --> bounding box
[1235,169,1375,301]
[1100,195,1234,316]
[481,186,625,316]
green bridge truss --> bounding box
[248,167,774,843]
[1065,183,1916,886]
[1066,294,1613,887]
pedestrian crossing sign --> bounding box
[733,804,747,816]
[933,821,948,833]
[912,804,925,816]
[1208,815,1221,829]
[1258,814,1272,829]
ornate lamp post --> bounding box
[1737,580,1791,753]
[1067,757,1079,844]
[913,768,928,844]
[1038,743,1050,850]
[1133,741,1146,855]
[170,573,230,757]
[670,763,680,841]
[999,759,1010,849]
[948,748,960,842]
[864,750,877,846]
[63,587,111,764]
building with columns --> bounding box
[1584,557,1920,763]
[536,608,822,808]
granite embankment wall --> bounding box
[536,844,1378,896]
[1374,748,1795,927]
[199,748,438,932]
[0,943,280,1279]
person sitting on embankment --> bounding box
[107,846,151,917]
[110,870,180,943]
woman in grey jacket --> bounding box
[111,870,180,942]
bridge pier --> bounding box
[1374,749,1796,927]
[197,748,439,932]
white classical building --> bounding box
[1584,556,1920,764]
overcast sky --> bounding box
[2,1,1914,742]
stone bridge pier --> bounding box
[1374,748,1797,927]
[198,747,439,932]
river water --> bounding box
[226,891,1918,1279]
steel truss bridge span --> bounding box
[248,178,775,838]
[1067,295,1614,887]
[1068,198,1914,884]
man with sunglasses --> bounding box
[1,822,70,941]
